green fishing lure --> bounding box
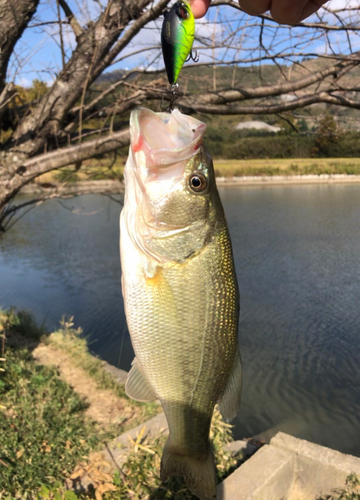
[161,1,197,85]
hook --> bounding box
[161,84,179,113]
[185,49,199,63]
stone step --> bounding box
[218,432,360,500]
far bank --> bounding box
[21,157,360,195]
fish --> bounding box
[161,1,195,85]
[120,107,242,500]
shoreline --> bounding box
[216,174,360,186]
[20,174,360,196]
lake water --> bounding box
[1,184,359,456]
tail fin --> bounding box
[160,437,217,500]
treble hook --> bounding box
[185,49,199,63]
[161,83,179,113]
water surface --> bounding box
[1,184,359,455]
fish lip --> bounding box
[130,107,206,168]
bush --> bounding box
[206,131,360,160]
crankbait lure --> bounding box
[161,1,197,86]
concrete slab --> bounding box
[218,444,294,500]
[218,432,360,500]
[271,432,360,500]
[224,440,259,458]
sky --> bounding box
[8,0,360,87]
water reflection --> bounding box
[0,185,359,456]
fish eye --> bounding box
[189,173,207,193]
[177,4,189,19]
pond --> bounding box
[1,184,359,456]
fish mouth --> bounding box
[129,107,207,233]
[124,107,211,263]
[130,107,206,168]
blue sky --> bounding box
[8,0,359,87]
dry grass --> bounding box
[36,157,360,186]
[214,158,360,177]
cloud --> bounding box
[16,76,32,87]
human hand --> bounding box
[190,0,328,24]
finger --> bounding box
[298,0,329,23]
[238,0,271,16]
[270,0,328,24]
[270,0,309,24]
[190,0,212,18]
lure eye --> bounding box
[189,173,207,193]
[177,3,190,19]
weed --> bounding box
[317,473,360,500]
[109,408,242,500]
[48,317,159,421]
[54,169,79,184]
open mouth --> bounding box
[130,107,206,168]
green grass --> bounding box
[48,317,159,422]
[0,347,108,498]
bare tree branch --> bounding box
[58,0,83,39]
[0,0,40,92]
[2,0,360,232]
[0,127,130,229]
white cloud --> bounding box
[16,76,32,87]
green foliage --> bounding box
[0,308,47,411]
[54,169,80,184]
[0,308,21,334]
[0,347,105,497]
[314,114,341,157]
[205,130,360,160]
[14,79,49,106]
[1,308,47,340]
[317,473,360,500]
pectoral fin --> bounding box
[125,358,157,402]
[218,349,242,422]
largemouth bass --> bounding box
[120,108,242,500]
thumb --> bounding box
[190,0,211,18]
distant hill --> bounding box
[93,60,360,160]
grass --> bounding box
[0,310,247,499]
[0,346,107,498]
[35,157,360,186]
[47,317,159,423]
[214,158,360,177]
[107,408,245,500]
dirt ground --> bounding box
[32,343,138,429]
